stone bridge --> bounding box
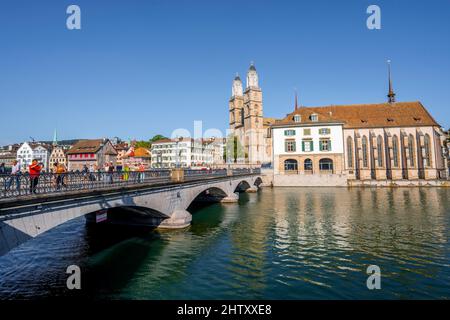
[0,173,262,256]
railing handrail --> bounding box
[0,167,260,200]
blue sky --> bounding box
[0,0,449,145]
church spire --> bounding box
[387,59,396,103]
[52,129,58,146]
[294,89,299,110]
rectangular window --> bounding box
[285,140,296,152]
[284,129,296,136]
[302,140,313,152]
[319,128,331,135]
[303,129,311,136]
[320,139,332,151]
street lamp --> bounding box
[176,137,183,168]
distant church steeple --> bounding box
[52,129,58,146]
[387,60,396,103]
[294,89,299,110]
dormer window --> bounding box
[413,117,421,122]
[387,118,394,122]
[310,114,318,122]
[293,115,301,123]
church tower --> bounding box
[243,62,264,164]
[229,73,244,130]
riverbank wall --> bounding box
[261,169,450,187]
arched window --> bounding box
[319,158,333,171]
[408,134,415,167]
[392,135,399,167]
[284,159,298,172]
[304,158,313,171]
[347,136,353,168]
[362,136,368,167]
[424,134,431,167]
[377,135,383,167]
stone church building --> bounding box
[228,63,449,184]
[228,63,274,165]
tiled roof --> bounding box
[275,101,439,128]
[67,139,106,154]
[134,147,151,158]
[152,138,175,144]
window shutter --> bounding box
[310,141,314,151]
[302,141,305,152]
[319,141,322,151]
[329,140,332,151]
[285,141,288,152]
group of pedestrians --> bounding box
[1,159,60,195]
[2,160,150,196]
[1,159,42,194]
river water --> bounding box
[0,187,449,299]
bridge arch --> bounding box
[234,180,252,192]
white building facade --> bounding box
[151,138,220,168]
[272,119,345,176]
[16,143,50,171]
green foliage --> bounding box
[150,134,168,142]
[134,141,151,149]
[134,134,169,149]
[224,134,246,163]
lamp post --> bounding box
[176,137,183,168]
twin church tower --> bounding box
[229,63,273,164]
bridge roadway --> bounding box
[0,169,262,256]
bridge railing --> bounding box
[184,168,227,181]
[0,170,171,199]
[232,167,261,175]
[0,167,260,200]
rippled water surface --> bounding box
[0,187,449,299]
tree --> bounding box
[134,134,169,150]
[150,134,169,143]
[134,141,151,149]
[224,134,246,163]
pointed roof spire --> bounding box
[387,59,396,103]
[52,129,58,146]
[234,72,241,81]
[249,61,256,71]
[294,88,299,110]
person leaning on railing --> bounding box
[138,163,145,183]
[5,160,21,193]
[88,164,96,182]
[29,159,42,194]
[123,164,130,181]
[56,163,67,190]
